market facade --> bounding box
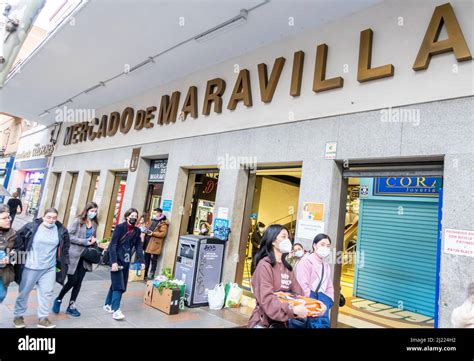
[36,0,472,328]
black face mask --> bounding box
[128,218,137,225]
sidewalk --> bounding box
[0,266,253,328]
[5,215,253,328]
[11,213,34,231]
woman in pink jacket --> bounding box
[294,233,334,328]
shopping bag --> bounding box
[224,283,242,308]
[208,283,225,310]
[224,282,231,305]
[128,262,144,282]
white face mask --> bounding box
[316,247,331,258]
[277,239,292,254]
[294,250,304,258]
[43,222,55,229]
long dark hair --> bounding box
[78,202,98,224]
[253,224,293,273]
[139,212,150,224]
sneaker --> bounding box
[37,318,56,329]
[112,309,125,320]
[103,305,113,313]
[66,302,81,317]
[52,298,62,314]
[13,316,26,329]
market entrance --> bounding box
[236,166,302,293]
[335,162,443,328]
[179,169,220,237]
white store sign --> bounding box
[444,229,474,258]
[296,220,325,241]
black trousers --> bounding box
[144,252,158,277]
[57,258,87,304]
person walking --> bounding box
[0,205,16,304]
[7,192,22,225]
[52,202,99,317]
[12,208,70,328]
[103,208,144,320]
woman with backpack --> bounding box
[52,202,99,317]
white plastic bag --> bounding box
[225,283,243,308]
[208,283,225,310]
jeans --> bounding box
[14,267,56,319]
[104,287,123,312]
[105,265,129,312]
[0,278,7,303]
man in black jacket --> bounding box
[250,222,265,275]
[12,208,70,329]
[7,192,22,225]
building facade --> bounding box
[38,0,473,328]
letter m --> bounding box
[158,91,181,125]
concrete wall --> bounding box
[52,0,473,158]
[44,96,474,327]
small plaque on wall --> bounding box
[129,147,141,172]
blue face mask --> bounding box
[43,222,55,229]
[87,212,97,219]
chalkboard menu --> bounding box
[148,159,168,183]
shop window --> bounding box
[187,172,219,235]
[23,170,46,217]
[86,172,100,203]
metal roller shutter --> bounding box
[354,199,439,317]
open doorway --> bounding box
[183,170,219,236]
[338,175,442,328]
[238,167,302,292]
